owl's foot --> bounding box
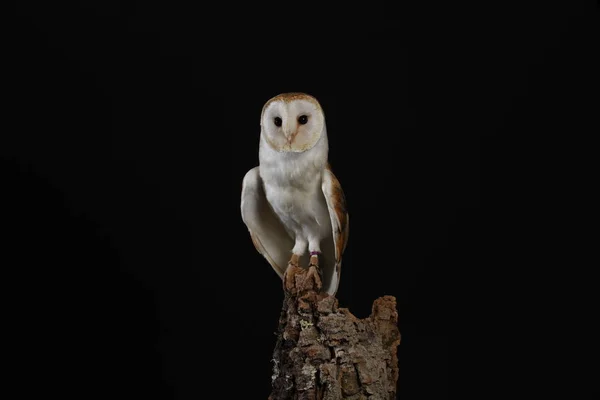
[283,254,302,293]
[302,253,322,292]
[283,253,323,294]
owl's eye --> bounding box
[274,117,282,127]
[298,115,308,125]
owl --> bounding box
[240,92,349,295]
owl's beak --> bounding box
[283,126,296,144]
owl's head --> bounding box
[260,92,325,153]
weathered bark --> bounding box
[269,266,401,400]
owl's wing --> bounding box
[241,167,295,278]
[321,166,350,295]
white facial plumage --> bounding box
[241,92,349,295]
[260,94,325,153]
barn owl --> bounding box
[240,92,349,295]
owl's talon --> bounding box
[289,254,299,267]
[310,253,323,281]
[302,254,322,292]
[284,254,301,293]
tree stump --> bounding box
[269,266,401,399]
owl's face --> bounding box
[260,93,325,153]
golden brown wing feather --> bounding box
[322,166,349,290]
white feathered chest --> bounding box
[258,135,332,239]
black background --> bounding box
[2,1,598,399]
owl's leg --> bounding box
[303,239,323,292]
[291,238,307,256]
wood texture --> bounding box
[269,266,400,399]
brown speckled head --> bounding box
[261,92,322,116]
